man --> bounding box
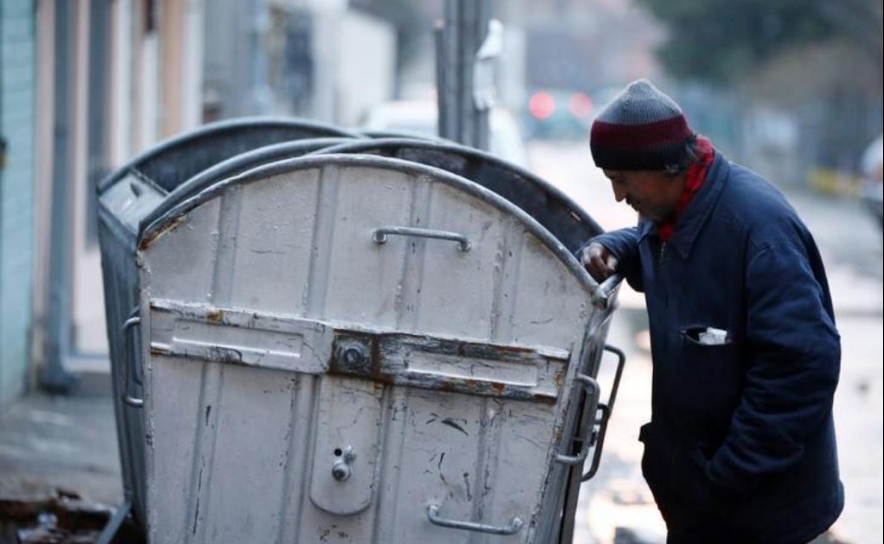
[581,79,843,544]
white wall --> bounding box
[182,0,205,129]
[30,0,207,368]
[312,9,395,126]
[109,0,133,166]
[337,11,395,126]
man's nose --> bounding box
[612,186,627,202]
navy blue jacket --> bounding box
[591,154,843,544]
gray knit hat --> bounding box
[589,79,695,171]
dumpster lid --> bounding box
[98,117,363,194]
[140,153,614,305]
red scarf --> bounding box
[657,136,715,242]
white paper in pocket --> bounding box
[697,327,728,345]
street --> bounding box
[528,140,884,544]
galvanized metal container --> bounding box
[134,153,620,544]
[97,118,361,527]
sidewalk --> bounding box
[0,392,122,506]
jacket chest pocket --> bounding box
[676,327,743,414]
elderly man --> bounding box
[581,79,843,544]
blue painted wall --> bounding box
[0,0,36,410]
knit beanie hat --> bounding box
[590,79,695,171]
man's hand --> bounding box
[580,242,618,281]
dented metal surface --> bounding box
[135,155,619,544]
[137,215,185,252]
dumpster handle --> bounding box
[427,504,523,535]
[581,344,626,482]
[372,226,471,252]
[554,373,600,465]
[122,314,144,408]
[590,274,623,309]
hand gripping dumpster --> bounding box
[96,118,361,533]
[122,150,623,544]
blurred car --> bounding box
[522,88,595,141]
[859,134,883,228]
[360,100,529,169]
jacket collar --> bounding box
[637,152,728,259]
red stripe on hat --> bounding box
[591,116,693,148]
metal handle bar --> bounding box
[581,404,610,482]
[122,313,143,408]
[427,504,523,535]
[590,273,624,309]
[554,373,601,465]
[372,227,471,252]
[599,344,625,415]
[582,344,626,481]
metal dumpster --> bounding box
[97,118,361,529]
[133,152,621,544]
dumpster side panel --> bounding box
[147,357,322,544]
[97,174,167,526]
[144,198,220,303]
[510,233,589,348]
[194,363,303,542]
[97,218,146,523]
[145,354,205,543]
[141,161,598,544]
[366,389,556,544]
[319,167,414,329]
[411,182,503,339]
[226,169,321,314]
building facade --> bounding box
[0,0,37,409]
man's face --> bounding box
[603,169,685,223]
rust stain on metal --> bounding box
[553,371,565,391]
[206,308,224,324]
[139,215,187,250]
[324,328,559,403]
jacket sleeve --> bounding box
[578,226,645,292]
[707,240,840,499]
